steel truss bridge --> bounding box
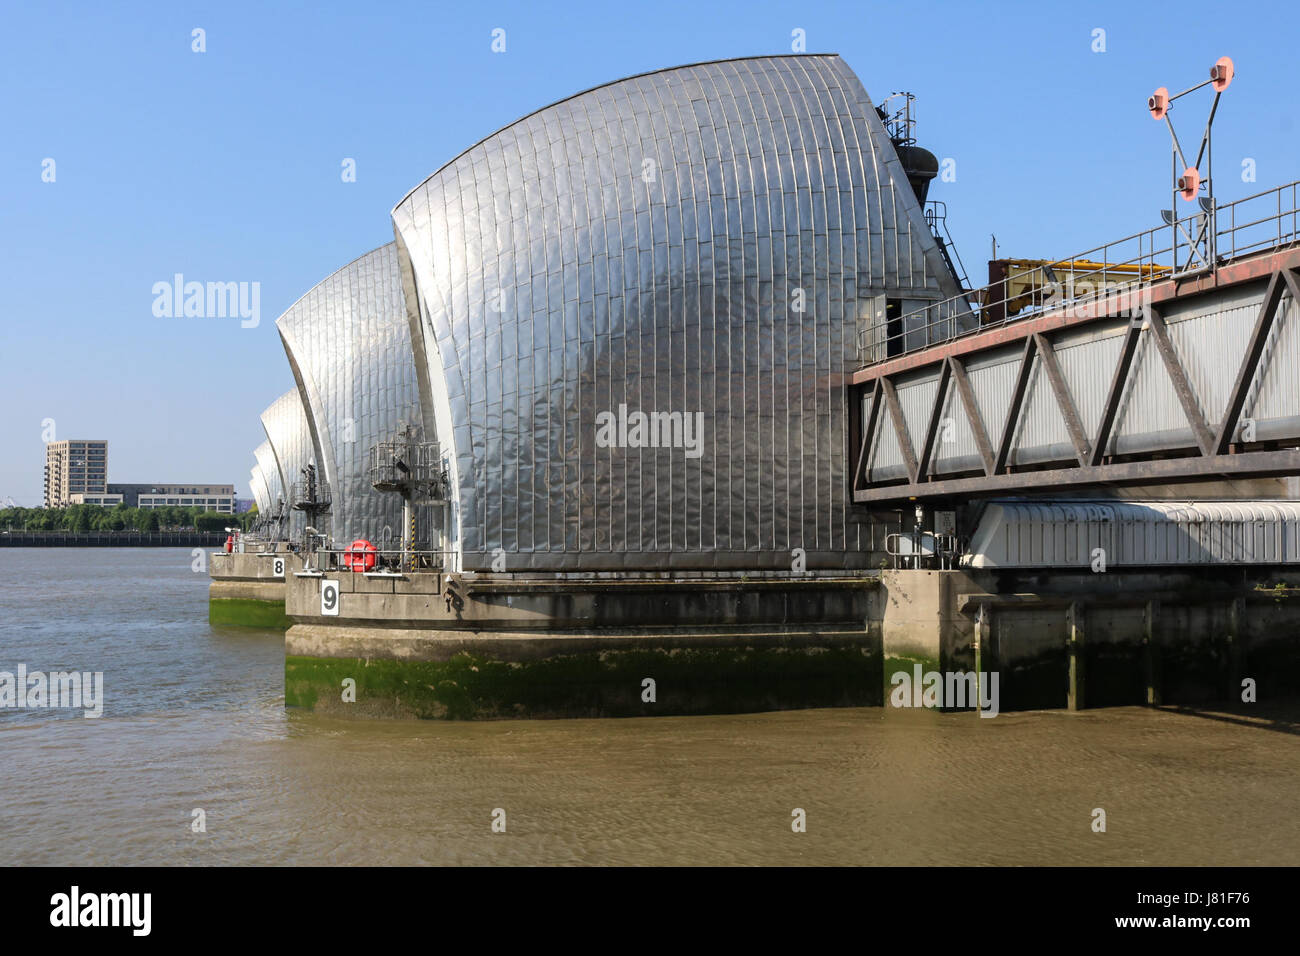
[850,182,1300,505]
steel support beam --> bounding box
[1146,304,1215,456]
[915,360,953,481]
[1033,332,1090,466]
[993,338,1036,475]
[949,356,996,475]
[879,378,919,485]
[852,380,882,489]
[1214,270,1287,454]
[1090,317,1143,466]
[852,449,1300,504]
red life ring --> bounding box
[343,539,377,572]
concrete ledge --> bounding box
[210,579,285,603]
[286,622,876,661]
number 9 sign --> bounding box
[321,579,340,616]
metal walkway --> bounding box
[850,182,1300,505]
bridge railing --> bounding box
[858,180,1300,364]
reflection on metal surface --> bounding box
[252,440,285,528]
[249,466,270,515]
[276,243,424,545]
[393,54,961,570]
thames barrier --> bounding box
[211,53,1300,719]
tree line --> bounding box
[0,503,259,534]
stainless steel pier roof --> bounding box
[392,53,960,571]
[259,390,315,544]
[276,242,423,545]
[252,440,283,518]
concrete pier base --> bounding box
[268,554,1300,720]
[209,551,289,628]
[282,567,882,719]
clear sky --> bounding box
[3,0,1298,505]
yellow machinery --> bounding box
[983,258,1171,323]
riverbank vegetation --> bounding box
[0,504,258,534]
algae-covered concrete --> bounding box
[284,571,883,719]
[209,550,290,628]
[272,558,1300,720]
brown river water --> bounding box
[1,549,1297,865]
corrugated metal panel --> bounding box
[1108,330,1194,455]
[391,54,961,570]
[1009,355,1074,466]
[275,243,424,546]
[1164,284,1261,425]
[967,499,1300,568]
[965,347,1022,452]
[1244,291,1300,440]
[1055,328,1125,441]
[869,402,907,482]
[930,380,982,476]
[896,372,940,455]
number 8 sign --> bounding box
[271,556,286,578]
[321,580,340,616]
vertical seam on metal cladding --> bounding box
[800,55,846,551]
[515,117,539,557]
[640,72,669,552]
[735,58,776,551]
[772,58,808,551]
[747,60,784,553]
[788,55,826,551]
[826,56,866,550]
[485,134,505,556]
[699,62,734,553]
[711,61,744,552]
[752,59,781,552]
[597,88,625,557]
[575,90,601,554]
[652,70,689,553]
[714,61,751,552]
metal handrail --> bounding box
[858,180,1300,364]
[315,546,452,573]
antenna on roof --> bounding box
[1148,57,1233,274]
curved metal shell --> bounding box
[392,54,960,571]
[259,390,315,544]
[249,466,271,515]
[276,243,423,546]
[253,440,284,520]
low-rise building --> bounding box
[68,493,125,506]
[109,483,237,513]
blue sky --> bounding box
[3,0,1298,505]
